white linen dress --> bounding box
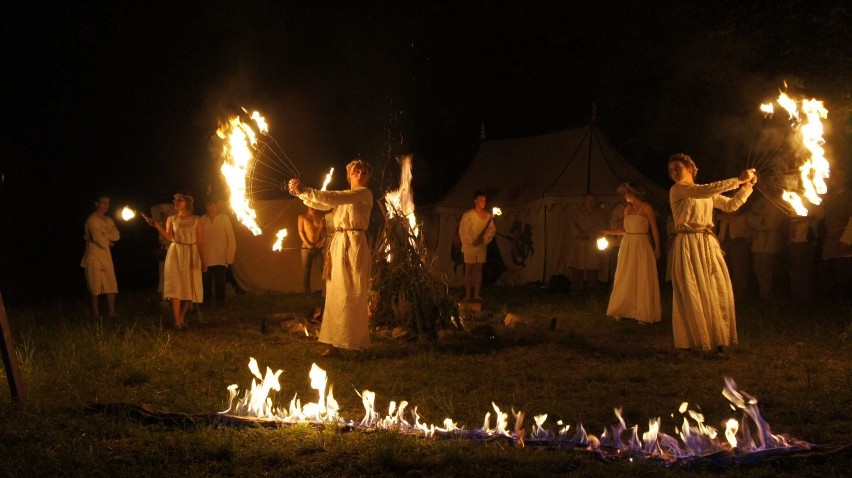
[162,215,203,303]
[669,178,751,350]
[606,212,661,323]
[299,186,373,350]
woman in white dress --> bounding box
[603,182,661,324]
[667,154,756,352]
[289,159,373,356]
[147,193,206,329]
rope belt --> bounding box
[322,228,366,280]
[676,227,723,268]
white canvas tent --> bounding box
[424,122,666,287]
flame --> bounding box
[121,206,136,221]
[596,236,609,251]
[271,228,287,252]
[759,103,774,116]
[384,155,418,237]
[320,167,334,191]
[725,418,739,448]
[492,207,502,216]
[762,87,831,216]
[219,361,810,462]
[217,114,264,236]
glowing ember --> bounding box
[271,228,287,252]
[762,86,831,215]
[596,236,609,251]
[320,167,334,191]
[219,361,811,465]
[217,114,264,236]
[121,206,136,221]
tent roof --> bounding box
[434,124,666,213]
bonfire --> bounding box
[369,156,459,339]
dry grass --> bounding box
[0,286,850,477]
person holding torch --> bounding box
[288,159,373,357]
[459,190,496,302]
[667,153,756,353]
[146,193,206,330]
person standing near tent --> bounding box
[667,153,756,353]
[147,193,206,330]
[201,195,236,309]
[288,159,373,356]
[459,190,496,302]
[567,194,607,295]
[298,206,327,294]
[602,182,661,324]
[81,193,120,318]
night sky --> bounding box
[2,1,849,304]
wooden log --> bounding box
[83,402,341,431]
[0,292,25,403]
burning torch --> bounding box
[120,206,151,223]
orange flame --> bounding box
[763,87,831,216]
[217,114,264,236]
[384,155,418,237]
[271,228,287,252]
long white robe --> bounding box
[669,178,751,350]
[163,215,203,303]
[299,186,373,350]
[606,214,661,323]
[81,214,120,294]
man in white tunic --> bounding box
[667,153,755,352]
[201,196,236,309]
[459,191,496,302]
[289,159,373,356]
[81,194,120,318]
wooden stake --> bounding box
[0,292,25,402]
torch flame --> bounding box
[596,236,609,251]
[320,167,334,191]
[121,206,136,221]
[271,228,287,252]
[492,207,502,216]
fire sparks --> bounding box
[320,167,334,191]
[760,86,831,216]
[121,206,136,221]
[219,361,810,465]
[217,113,265,236]
[271,228,288,252]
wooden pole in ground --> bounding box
[0,292,25,402]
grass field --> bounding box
[1,286,850,477]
